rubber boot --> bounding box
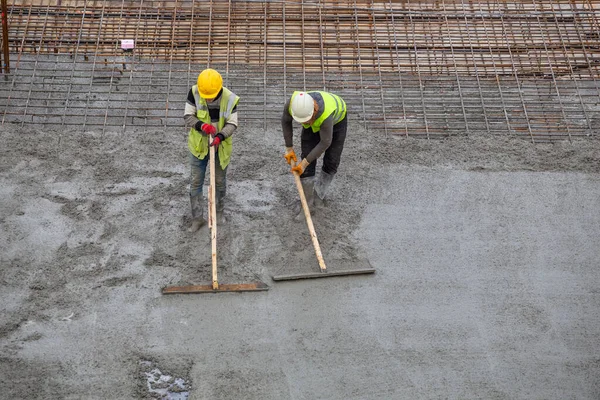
[188,195,206,233]
[216,190,225,213]
[294,176,315,222]
[314,170,334,208]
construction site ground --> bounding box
[2,0,600,398]
[1,120,599,399]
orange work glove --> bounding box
[284,147,297,165]
[291,158,310,175]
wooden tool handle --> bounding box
[209,143,218,289]
[292,161,327,272]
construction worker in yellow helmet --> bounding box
[282,90,347,219]
[184,68,240,232]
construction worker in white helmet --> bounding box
[184,68,240,232]
[282,90,347,218]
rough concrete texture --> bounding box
[1,121,599,399]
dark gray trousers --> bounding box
[300,116,347,178]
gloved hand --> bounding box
[284,147,297,165]
[291,158,310,175]
[210,133,224,147]
[194,121,217,136]
[201,123,217,136]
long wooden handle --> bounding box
[209,143,218,289]
[292,161,327,272]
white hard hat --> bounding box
[290,92,315,123]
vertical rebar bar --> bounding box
[318,0,326,90]
[225,0,232,85]
[494,0,534,141]
[59,1,88,137]
[263,1,267,131]
[460,0,490,134]
[21,3,51,127]
[164,2,178,131]
[243,1,248,123]
[442,0,469,135]
[388,0,408,137]
[352,0,367,127]
[145,10,161,131]
[282,1,287,99]
[529,0,571,141]
[41,3,67,131]
[407,0,430,138]
[1,0,9,73]
[476,0,512,134]
[82,0,106,131]
[370,0,388,137]
[549,0,592,132]
[300,0,306,90]
[121,0,144,132]
[102,0,126,136]
[574,1,600,109]
[2,3,29,126]
[207,0,214,67]
[187,0,196,91]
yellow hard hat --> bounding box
[197,68,223,99]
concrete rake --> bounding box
[271,161,375,281]
[163,141,268,294]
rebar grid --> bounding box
[1,0,599,140]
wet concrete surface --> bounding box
[1,125,599,399]
[149,170,600,400]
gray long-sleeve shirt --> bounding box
[282,96,334,164]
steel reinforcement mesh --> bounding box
[1,0,599,140]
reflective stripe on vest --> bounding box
[221,94,238,120]
[291,91,346,133]
[188,86,239,169]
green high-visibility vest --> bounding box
[289,91,347,133]
[188,86,240,170]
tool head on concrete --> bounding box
[272,268,375,281]
[162,282,269,294]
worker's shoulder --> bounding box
[223,86,238,96]
[307,91,324,102]
[308,91,344,102]
[318,90,344,100]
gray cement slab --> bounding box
[1,125,599,399]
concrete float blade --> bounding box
[162,282,269,294]
[272,268,375,281]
